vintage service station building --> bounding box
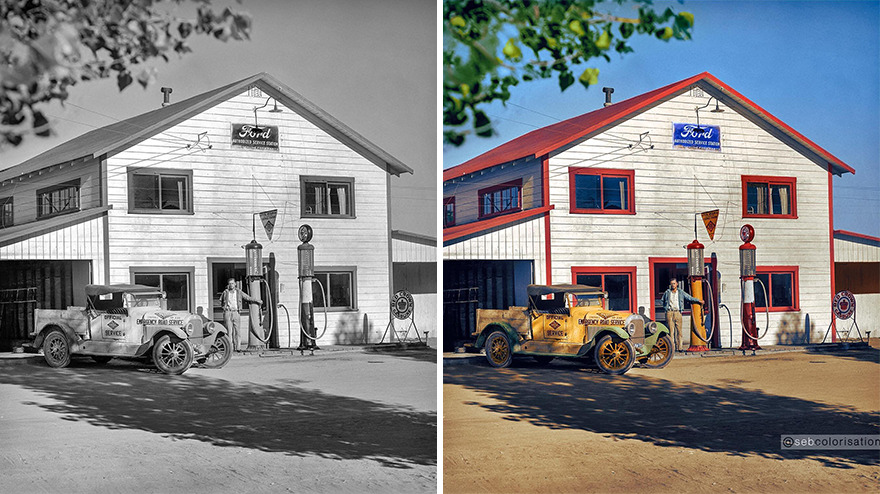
[443,72,874,351]
[0,72,421,351]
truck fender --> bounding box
[474,323,519,351]
[33,324,82,352]
[135,329,189,357]
[644,321,671,346]
[577,326,632,356]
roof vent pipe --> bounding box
[602,87,614,107]
[161,87,173,107]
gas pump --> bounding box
[296,224,327,354]
[686,240,710,352]
[244,240,268,351]
[738,224,761,350]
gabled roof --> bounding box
[2,73,412,182]
[444,72,854,181]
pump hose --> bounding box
[247,278,274,344]
[278,303,292,349]
[298,277,329,342]
[741,277,772,341]
[690,278,716,343]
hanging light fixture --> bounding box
[253,97,283,129]
[694,96,724,133]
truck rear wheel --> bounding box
[43,329,71,368]
[485,331,513,368]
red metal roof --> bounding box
[444,72,855,181]
[1,73,412,182]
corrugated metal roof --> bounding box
[444,72,855,181]
[1,72,412,182]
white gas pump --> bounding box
[296,224,327,354]
[738,224,769,350]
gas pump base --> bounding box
[686,345,710,352]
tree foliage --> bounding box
[0,0,252,147]
[444,0,694,146]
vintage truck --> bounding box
[473,284,674,374]
[31,284,232,375]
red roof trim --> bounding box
[833,229,880,243]
[443,72,854,181]
[443,205,554,243]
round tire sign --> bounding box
[740,224,755,243]
[391,290,414,320]
[832,290,856,320]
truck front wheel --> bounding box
[485,331,513,368]
[594,334,636,375]
[153,335,194,375]
[43,329,71,368]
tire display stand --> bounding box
[821,290,863,343]
[378,290,424,345]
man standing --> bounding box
[661,278,703,352]
[220,278,262,352]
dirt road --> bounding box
[444,348,879,493]
[0,348,436,494]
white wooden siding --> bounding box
[443,213,548,284]
[0,158,101,224]
[834,238,880,262]
[444,157,543,225]
[392,237,436,263]
[103,89,392,346]
[0,216,106,282]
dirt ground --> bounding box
[444,347,880,494]
[0,347,436,494]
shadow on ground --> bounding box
[444,354,879,469]
[367,345,437,364]
[806,345,880,365]
[2,358,435,468]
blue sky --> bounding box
[443,0,880,237]
[1,0,436,237]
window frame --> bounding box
[129,266,195,312]
[443,197,456,228]
[755,266,800,312]
[127,167,194,215]
[300,176,356,219]
[312,266,357,312]
[571,266,637,313]
[477,179,522,220]
[0,196,12,227]
[741,175,798,219]
[36,179,81,220]
[568,167,636,215]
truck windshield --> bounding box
[127,294,164,308]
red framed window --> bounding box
[443,197,455,228]
[755,266,799,312]
[571,266,637,312]
[0,196,12,227]
[569,167,635,214]
[478,180,521,219]
[742,175,797,218]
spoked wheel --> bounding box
[152,335,194,375]
[594,334,636,375]
[639,334,674,369]
[42,329,71,368]
[485,331,513,368]
[200,334,232,369]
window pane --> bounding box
[770,184,790,215]
[576,274,602,288]
[771,273,793,308]
[329,273,352,307]
[160,176,187,210]
[747,183,767,215]
[604,274,630,311]
[755,273,770,307]
[444,202,455,227]
[134,274,161,288]
[162,274,189,311]
[133,174,159,209]
[575,174,601,209]
[603,176,628,210]
[313,273,329,307]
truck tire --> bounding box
[594,334,636,375]
[485,331,513,368]
[152,335,194,375]
[43,329,71,368]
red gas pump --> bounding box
[686,239,709,352]
[738,224,761,350]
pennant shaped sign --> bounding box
[701,209,720,240]
[259,209,278,240]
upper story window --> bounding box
[443,197,455,228]
[478,180,521,219]
[37,180,80,219]
[0,196,12,227]
[301,176,355,218]
[128,168,193,214]
[742,175,797,218]
[569,167,635,214]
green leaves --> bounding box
[443,0,694,146]
[0,0,253,147]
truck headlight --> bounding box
[183,322,194,336]
[646,322,657,335]
[626,322,636,336]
